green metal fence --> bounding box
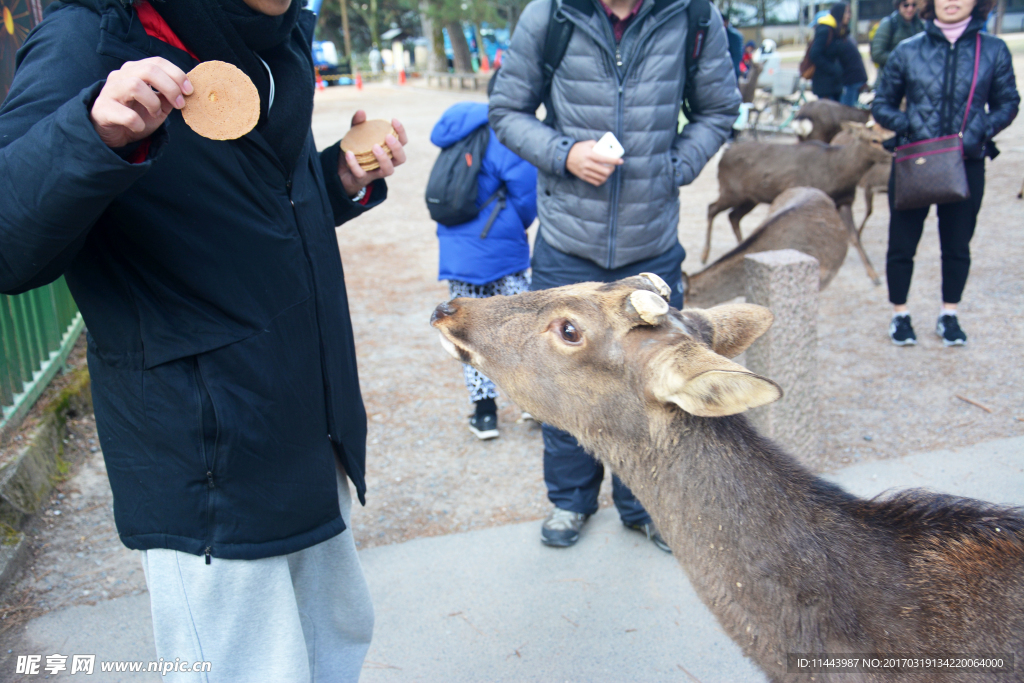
[0,278,85,436]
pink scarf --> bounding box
[934,17,971,43]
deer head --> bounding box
[836,121,894,163]
[430,274,782,443]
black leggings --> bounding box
[886,158,985,306]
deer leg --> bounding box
[704,199,731,263]
[858,187,874,238]
[839,204,881,286]
[728,202,757,244]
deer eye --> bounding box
[557,320,582,344]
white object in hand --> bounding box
[594,131,624,160]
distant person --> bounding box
[739,40,757,75]
[724,17,744,79]
[872,0,1019,346]
[430,71,537,440]
[810,2,849,101]
[836,32,868,106]
[369,43,382,74]
[871,0,925,71]
[490,0,739,552]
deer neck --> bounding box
[585,412,893,672]
[685,256,746,308]
[828,143,880,196]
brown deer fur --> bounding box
[830,127,894,238]
[684,187,848,308]
[431,276,1024,683]
[739,61,764,104]
[790,99,871,143]
[705,123,891,285]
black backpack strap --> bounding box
[541,0,592,126]
[478,185,507,239]
[682,0,712,121]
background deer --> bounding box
[431,275,1024,683]
[684,187,847,308]
[705,123,891,285]
[830,126,893,237]
[789,99,870,143]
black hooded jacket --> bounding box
[872,19,1019,159]
[0,1,385,560]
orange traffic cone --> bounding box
[355,72,363,90]
[315,68,325,90]
[398,69,406,85]
[480,51,490,72]
[494,49,503,68]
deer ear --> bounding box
[648,344,782,417]
[682,304,774,359]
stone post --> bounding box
[743,250,821,467]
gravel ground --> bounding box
[1,54,1021,628]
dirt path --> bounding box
[1,60,1021,630]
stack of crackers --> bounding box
[341,120,397,171]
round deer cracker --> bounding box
[181,61,260,141]
[341,119,396,170]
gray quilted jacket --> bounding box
[489,0,740,269]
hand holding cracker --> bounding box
[90,57,193,149]
[338,110,408,197]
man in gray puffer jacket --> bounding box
[489,0,739,552]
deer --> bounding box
[684,187,848,308]
[789,99,871,143]
[739,61,764,104]
[830,126,893,237]
[431,273,1024,683]
[705,122,891,286]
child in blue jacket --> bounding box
[431,81,537,440]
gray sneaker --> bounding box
[541,507,589,547]
[625,521,672,553]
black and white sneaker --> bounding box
[936,313,967,346]
[469,412,499,440]
[889,314,917,346]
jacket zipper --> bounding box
[193,357,218,565]
[611,2,689,267]
[941,38,959,136]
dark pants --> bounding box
[886,158,985,306]
[530,233,686,525]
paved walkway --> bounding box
[13,436,1023,682]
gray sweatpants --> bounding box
[141,466,374,683]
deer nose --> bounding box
[430,300,458,326]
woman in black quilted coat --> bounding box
[872,0,1018,347]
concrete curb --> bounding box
[0,368,92,595]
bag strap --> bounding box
[682,0,712,120]
[541,0,590,126]
[959,33,981,137]
[478,185,507,239]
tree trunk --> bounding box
[369,0,380,49]
[418,1,444,72]
[994,0,1005,33]
[432,21,447,71]
[446,21,473,73]
[340,0,352,59]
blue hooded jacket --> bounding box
[430,102,537,285]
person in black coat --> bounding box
[836,31,868,106]
[0,0,408,677]
[872,0,1019,347]
[810,2,850,101]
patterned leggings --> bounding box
[447,271,530,403]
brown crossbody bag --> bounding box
[892,33,981,211]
